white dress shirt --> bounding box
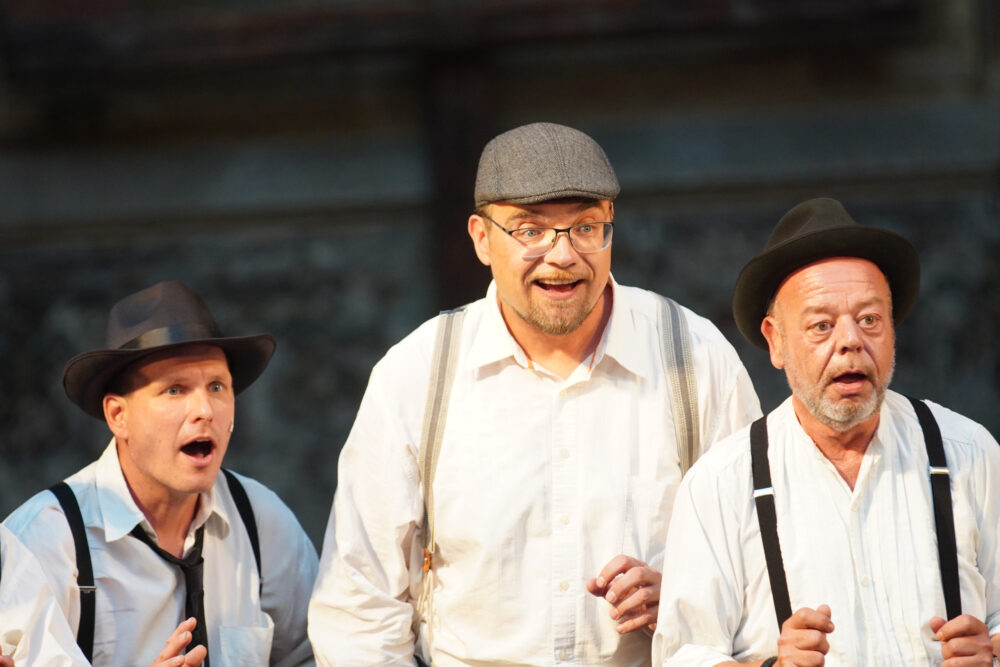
[653,391,1000,666]
[0,524,89,666]
[309,279,761,666]
[4,440,318,667]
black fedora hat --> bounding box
[733,197,920,350]
[63,280,276,419]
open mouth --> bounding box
[181,439,213,458]
[831,372,870,392]
[535,279,582,293]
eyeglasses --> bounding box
[480,213,614,259]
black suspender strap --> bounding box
[49,481,95,663]
[907,396,962,620]
[749,416,793,630]
[750,400,962,632]
[222,468,262,592]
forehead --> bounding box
[490,199,610,220]
[132,344,230,379]
[774,257,890,311]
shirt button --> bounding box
[861,576,871,587]
[560,580,569,591]
[560,448,570,459]
[560,515,570,526]
[556,650,566,660]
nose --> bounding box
[836,317,863,353]
[189,388,214,421]
[542,229,579,264]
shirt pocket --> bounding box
[218,618,273,665]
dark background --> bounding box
[0,0,997,548]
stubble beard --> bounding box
[506,293,593,336]
[783,348,895,433]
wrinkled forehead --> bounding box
[771,257,891,313]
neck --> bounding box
[117,453,200,557]
[791,396,879,489]
[502,284,612,380]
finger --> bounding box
[183,645,208,666]
[937,614,989,642]
[585,577,604,597]
[593,554,644,591]
[605,566,661,605]
[613,604,658,634]
[939,632,992,660]
[0,657,13,667]
[929,616,948,635]
[153,618,196,662]
[611,581,661,620]
[784,606,835,633]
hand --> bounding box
[775,604,834,666]
[148,617,208,667]
[0,655,11,667]
[929,614,993,666]
[585,554,661,633]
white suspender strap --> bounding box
[657,295,701,475]
[416,307,466,664]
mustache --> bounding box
[822,361,877,384]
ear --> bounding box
[760,315,785,370]
[103,394,129,440]
[468,214,492,267]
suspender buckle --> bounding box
[422,548,433,573]
[78,585,97,594]
[929,466,950,476]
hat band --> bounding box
[118,323,221,351]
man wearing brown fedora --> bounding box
[308,122,761,665]
[4,281,318,666]
[653,198,999,665]
[0,524,89,665]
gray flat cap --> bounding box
[474,122,620,208]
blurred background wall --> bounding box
[0,0,997,547]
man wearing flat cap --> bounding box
[652,198,1000,665]
[4,281,318,666]
[308,122,760,665]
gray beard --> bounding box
[785,355,895,433]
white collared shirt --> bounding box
[309,279,761,666]
[653,391,1000,666]
[0,524,89,666]
[4,440,318,667]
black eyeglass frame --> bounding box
[479,212,615,259]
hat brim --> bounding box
[733,226,920,350]
[63,334,276,420]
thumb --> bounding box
[817,604,832,619]
[928,616,947,636]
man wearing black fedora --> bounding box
[308,122,761,665]
[653,198,999,665]
[4,281,318,666]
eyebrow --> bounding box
[800,296,888,316]
[505,202,606,222]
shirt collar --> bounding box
[463,276,648,379]
[598,276,653,379]
[95,438,231,544]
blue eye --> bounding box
[166,386,181,396]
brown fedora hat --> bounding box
[63,280,276,419]
[733,197,920,350]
